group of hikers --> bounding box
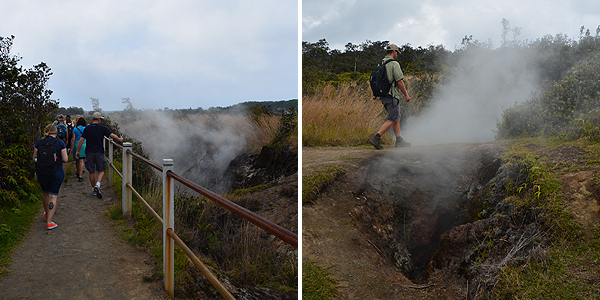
[33,112,124,230]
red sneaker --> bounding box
[43,212,47,221]
[46,222,58,230]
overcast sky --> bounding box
[1,0,298,111]
[303,0,600,51]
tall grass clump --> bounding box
[303,81,386,146]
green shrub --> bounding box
[497,57,600,139]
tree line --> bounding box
[1,35,56,205]
[302,22,600,95]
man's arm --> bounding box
[397,79,411,102]
[109,133,124,143]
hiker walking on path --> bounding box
[369,43,412,149]
[65,115,74,154]
[71,117,87,182]
[33,124,68,230]
[76,112,123,199]
[56,115,69,148]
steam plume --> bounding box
[116,109,250,193]
[403,47,539,145]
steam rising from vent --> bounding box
[116,110,251,193]
[403,48,540,145]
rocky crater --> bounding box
[352,143,551,297]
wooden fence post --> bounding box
[163,159,175,298]
[122,142,132,217]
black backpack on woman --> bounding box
[36,137,59,176]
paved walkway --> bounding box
[0,162,168,300]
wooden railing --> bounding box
[104,138,298,299]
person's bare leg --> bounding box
[42,192,50,216]
[377,121,395,136]
[392,121,400,137]
[89,171,96,188]
[96,171,105,186]
[46,194,58,224]
[77,159,84,177]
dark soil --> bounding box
[0,161,168,300]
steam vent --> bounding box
[356,143,504,283]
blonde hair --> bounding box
[44,124,57,137]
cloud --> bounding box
[303,0,600,50]
[2,0,298,111]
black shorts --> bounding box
[37,169,65,195]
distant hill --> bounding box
[205,99,298,115]
[56,99,298,118]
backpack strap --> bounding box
[380,59,394,66]
[380,59,397,87]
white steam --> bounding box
[403,48,540,145]
[115,110,250,192]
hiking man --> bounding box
[369,44,412,149]
[75,112,123,199]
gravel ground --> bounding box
[0,162,169,300]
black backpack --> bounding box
[67,122,74,136]
[36,137,59,176]
[369,59,395,98]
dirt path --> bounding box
[303,146,418,299]
[0,161,169,300]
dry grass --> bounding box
[302,82,389,146]
[240,114,282,151]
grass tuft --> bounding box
[302,260,338,300]
[302,165,345,204]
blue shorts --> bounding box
[37,170,65,195]
[381,96,401,122]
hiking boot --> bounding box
[94,186,103,199]
[78,177,84,182]
[369,135,383,150]
[395,136,411,148]
[46,222,58,230]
